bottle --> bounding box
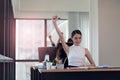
[44,54,49,61]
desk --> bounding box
[31,67,120,80]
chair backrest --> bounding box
[38,47,57,62]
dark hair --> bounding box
[57,43,62,49]
[71,30,82,38]
[67,38,73,43]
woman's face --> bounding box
[72,34,82,46]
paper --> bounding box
[0,54,13,62]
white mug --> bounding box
[46,62,51,70]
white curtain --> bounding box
[68,12,89,48]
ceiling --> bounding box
[11,0,89,18]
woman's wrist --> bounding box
[87,64,96,67]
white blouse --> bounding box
[67,45,86,66]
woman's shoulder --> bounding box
[84,48,89,51]
[84,48,90,55]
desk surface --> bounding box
[31,66,120,80]
[38,67,120,73]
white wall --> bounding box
[11,0,89,18]
[89,0,99,66]
[19,0,89,12]
[99,0,120,66]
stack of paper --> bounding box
[0,54,13,62]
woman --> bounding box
[52,16,96,67]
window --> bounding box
[16,19,68,80]
[16,20,44,60]
[47,20,68,46]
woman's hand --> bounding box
[52,16,58,23]
[48,35,52,39]
[87,64,96,68]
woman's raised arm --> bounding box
[52,16,69,54]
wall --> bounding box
[11,0,89,18]
[99,0,120,66]
[0,0,15,80]
[89,0,99,66]
[19,0,89,12]
[0,0,5,79]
